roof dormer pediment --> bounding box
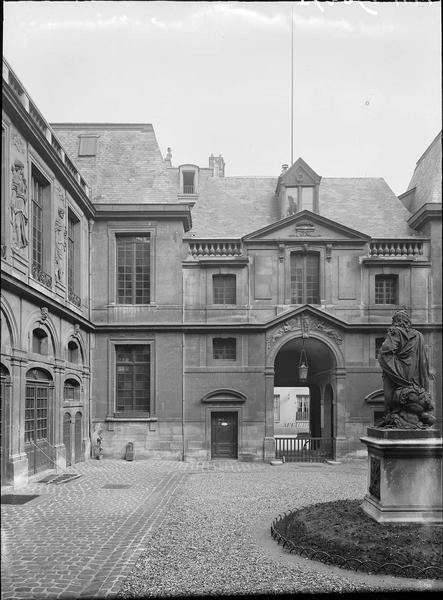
[243,210,371,242]
[281,157,321,187]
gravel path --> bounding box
[118,461,442,597]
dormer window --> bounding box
[286,186,314,214]
[183,171,195,194]
[179,165,199,195]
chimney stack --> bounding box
[281,164,288,173]
[209,154,225,177]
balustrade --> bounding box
[31,264,52,289]
[68,290,82,308]
[189,239,242,258]
[369,240,423,258]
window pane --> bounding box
[290,253,319,304]
[32,175,44,269]
[116,345,150,413]
[375,275,397,304]
[213,275,236,304]
[302,187,314,211]
[213,338,236,360]
[117,236,150,304]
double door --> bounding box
[25,383,51,475]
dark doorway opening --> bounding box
[211,412,238,459]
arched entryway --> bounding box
[25,368,54,475]
[273,336,337,459]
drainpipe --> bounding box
[181,265,185,461]
[87,218,93,457]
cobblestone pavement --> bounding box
[2,458,442,599]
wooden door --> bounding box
[74,412,83,463]
[211,412,238,459]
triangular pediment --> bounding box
[243,210,370,242]
[281,157,321,187]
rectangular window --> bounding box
[375,275,398,304]
[116,235,150,304]
[301,187,314,212]
[67,211,81,293]
[31,175,44,270]
[78,136,98,156]
[213,338,236,360]
[183,171,195,194]
[290,252,320,304]
[213,274,236,304]
[115,345,151,414]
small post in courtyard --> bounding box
[360,309,442,523]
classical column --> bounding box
[334,367,348,458]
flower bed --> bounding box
[271,499,443,579]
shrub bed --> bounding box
[272,499,443,579]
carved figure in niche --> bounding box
[55,208,67,282]
[287,195,297,216]
[377,309,435,429]
[10,159,28,249]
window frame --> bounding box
[78,135,98,157]
[375,274,398,305]
[116,234,151,305]
[212,337,237,361]
[30,162,52,284]
[108,227,156,306]
[290,251,321,305]
[212,274,237,305]
[67,209,81,296]
[108,338,155,418]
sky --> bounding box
[3,1,441,195]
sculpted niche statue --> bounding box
[377,309,435,429]
[10,159,28,249]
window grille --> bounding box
[213,274,236,304]
[116,236,150,304]
[290,252,320,304]
[115,345,150,413]
[25,384,48,443]
[375,275,398,304]
[213,338,236,360]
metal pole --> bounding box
[291,3,294,166]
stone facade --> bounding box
[1,59,442,487]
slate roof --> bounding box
[189,175,416,238]
[52,123,417,239]
[51,124,178,204]
[405,131,442,211]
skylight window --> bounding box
[78,136,98,156]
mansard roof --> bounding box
[405,131,442,211]
[190,175,415,238]
[52,123,179,204]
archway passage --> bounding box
[274,337,336,461]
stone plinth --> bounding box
[360,428,442,523]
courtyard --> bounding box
[1,457,441,599]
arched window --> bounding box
[290,252,320,304]
[32,328,48,355]
[64,379,80,402]
[67,340,80,364]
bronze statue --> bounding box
[377,309,435,429]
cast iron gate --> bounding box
[275,436,334,463]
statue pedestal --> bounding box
[360,428,442,523]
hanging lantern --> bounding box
[298,347,309,382]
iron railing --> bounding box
[183,184,195,194]
[275,436,334,462]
